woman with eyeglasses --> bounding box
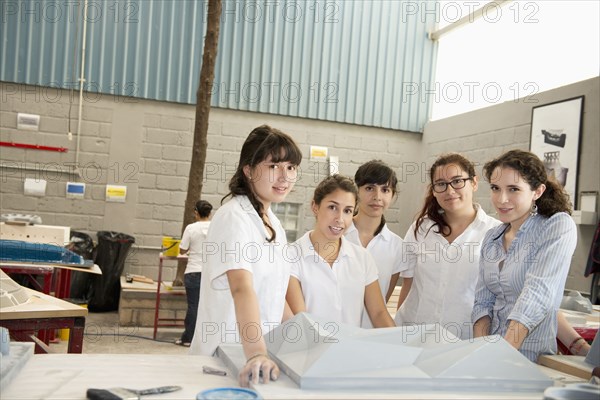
[394,153,500,340]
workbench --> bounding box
[0,352,588,400]
[0,287,87,354]
[0,261,102,299]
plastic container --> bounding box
[544,383,600,399]
[196,387,262,400]
[67,230,95,300]
[58,299,88,340]
[162,237,181,257]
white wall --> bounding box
[423,77,600,294]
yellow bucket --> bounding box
[162,237,181,257]
[59,301,88,341]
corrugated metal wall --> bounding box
[1,0,438,132]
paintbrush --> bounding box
[86,385,181,400]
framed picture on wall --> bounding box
[529,96,584,208]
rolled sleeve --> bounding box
[206,208,255,290]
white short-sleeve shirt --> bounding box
[190,195,291,356]
[394,205,500,339]
[345,222,405,299]
[290,232,379,327]
[345,222,405,328]
[180,220,211,274]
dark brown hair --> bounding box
[483,149,572,216]
[354,160,398,236]
[194,200,213,218]
[224,125,302,242]
[414,153,476,238]
[313,175,358,207]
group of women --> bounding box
[186,125,586,386]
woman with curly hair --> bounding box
[473,149,577,362]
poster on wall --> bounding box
[529,96,584,209]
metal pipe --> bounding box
[75,0,89,174]
[429,0,512,41]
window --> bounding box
[272,202,301,242]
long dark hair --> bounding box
[483,149,572,216]
[224,125,302,242]
[354,160,398,236]
[414,153,476,238]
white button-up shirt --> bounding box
[345,222,405,328]
[290,232,379,327]
[395,205,500,339]
[190,195,291,356]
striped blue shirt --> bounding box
[472,212,577,362]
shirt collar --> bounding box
[492,213,540,241]
[236,195,275,220]
[378,223,392,241]
[346,221,391,241]
[236,195,258,216]
[297,231,349,260]
[471,204,487,226]
[519,213,540,233]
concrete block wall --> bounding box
[423,77,600,294]
[1,82,424,282]
[1,79,598,293]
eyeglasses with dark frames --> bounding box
[432,177,473,193]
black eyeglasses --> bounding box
[432,177,473,193]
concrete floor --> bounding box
[50,311,189,355]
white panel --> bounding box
[0,223,70,246]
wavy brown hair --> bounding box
[414,153,476,238]
[224,125,302,242]
[483,149,571,217]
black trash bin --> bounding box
[88,231,135,312]
[67,230,96,300]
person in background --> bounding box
[473,149,577,362]
[345,160,405,328]
[395,153,500,340]
[189,125,302,387]
[286,175,395,329]
[175,200,213,347]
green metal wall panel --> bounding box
[1,0,438,132]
